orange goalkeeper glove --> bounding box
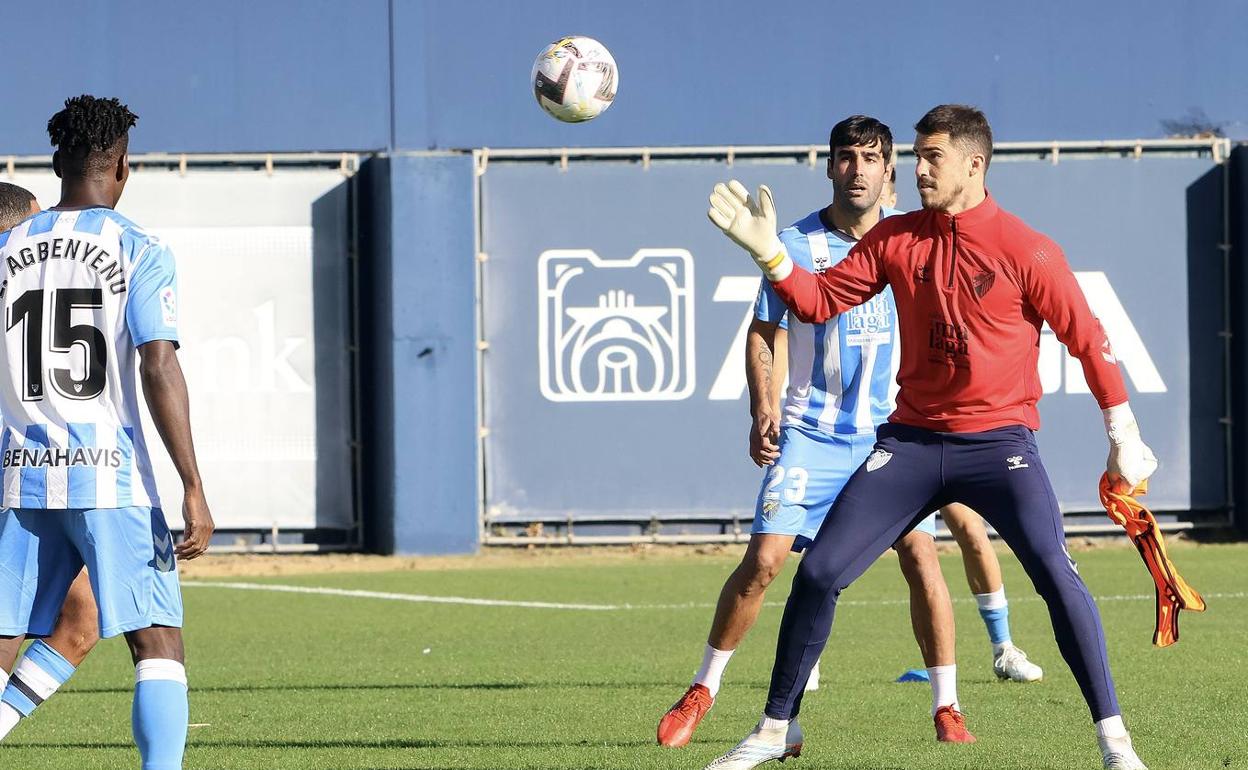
[1098,474,1206,647]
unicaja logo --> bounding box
[538,249,695,401]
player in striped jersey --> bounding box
[0,183,103,743]
[0,95,213,770]
[659,117,973,750]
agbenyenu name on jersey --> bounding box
[1,235,129,299]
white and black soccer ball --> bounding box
[531,36,618,123]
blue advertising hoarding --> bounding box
[479,151,1225,521]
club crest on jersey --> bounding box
[160,287,177,325]
[761,494,781,521]
[972,269,996,298]
[1006,455,1030,470]
[866,449,892,472]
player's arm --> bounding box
[126,242,214,559]
[708,180,886,323]
[1020,239,1157,491]
[746,317,784,467]
[139,342,214,559]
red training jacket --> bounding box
[771,193,1127,433]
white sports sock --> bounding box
[759,715,789,732]
[693,644,734,698]
[974,586,1008,611]
[926,664,958,716]
[0,703,20,741]
[1096,715,1128,739]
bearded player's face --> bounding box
[827,141,889,214]
[913,132,971,211]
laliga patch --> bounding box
[160,287,178,325]
[865,449,892,472]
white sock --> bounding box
[0,703,20,741]
[759,715,789,732]
[693,644,734,698]
[974,586,1008,611]
[927,664,958,716]
[1096,715,1128,740]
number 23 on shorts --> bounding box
[765,465,810,504]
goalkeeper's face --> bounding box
[827,142,889,214]
[914,131,983,211]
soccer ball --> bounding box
[531,36,618,123]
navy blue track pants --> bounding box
[765,423,1120,722]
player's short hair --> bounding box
[47,95,138,178]
[829,115,893,163]
[914,104,993,169]
[0,182,36,231]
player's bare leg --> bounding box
[46,571,102,665]
[708,534,795,651]
[658,534,795,748]
[0,637,22,674]
[894,531,975,743]
[942,504,1043,682]
[0,570,100,740]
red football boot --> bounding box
[933,705,976,743]
[657,684,714,747]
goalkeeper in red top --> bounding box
[702,105,1157,770]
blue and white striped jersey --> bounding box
[0,207,179,509]
[754,207,901,436]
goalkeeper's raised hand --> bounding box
[707,180,793,282]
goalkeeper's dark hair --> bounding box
[47,95,138,177]
[0,183,36,231]
[829,115,893,164]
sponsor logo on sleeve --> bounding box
[160,287,177,326]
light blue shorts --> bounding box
[753,424,936,551]
[0,507,183,638]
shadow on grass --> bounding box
[1,737,655,751]
[58,680,763,696]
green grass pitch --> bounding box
[1,542,1245,769]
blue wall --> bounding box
[358,154,480,554]
[0,0,391,154]
[3,0,1246,154]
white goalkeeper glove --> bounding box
[1104,402,1158,493]
[707,180,793,282]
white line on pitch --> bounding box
[182,581,621,610]
[183,581,1246,612]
